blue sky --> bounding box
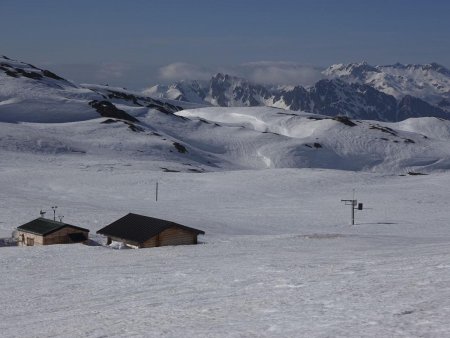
[1,0,449,88]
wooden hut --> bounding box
[17,218,89,246]
[97,213,205,249]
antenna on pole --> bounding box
[341,190,364,225]
[51,206,58,221]
[155,181,159,202]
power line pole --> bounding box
[156,181,159,202]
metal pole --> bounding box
[156,182,158,202]
[351,201,355,225]
[352,189,356,225]
[341,196,361,226]
[52,206,57,221]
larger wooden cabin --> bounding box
[17,218,89,246]
[97,213,205,249]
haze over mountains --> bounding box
[1,54,450,174]
[146,61,450,122]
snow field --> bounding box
[2,55,450,336]
[1,155,450,337]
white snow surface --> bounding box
[176,107,450,172]
[1,153,450,337]
[143,81,208,106]
[2,105,450,173]
[2,54,450,173]
[2,55,450,337]
[0,56,102,123]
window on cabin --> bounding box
[26,237,34,246]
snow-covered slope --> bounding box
[0,55,102,122]
[0,55,194,124]
[324,61,450,109]
[176,107,450,172]
[2,101,450,173]
[2,55,450,173]
[2,160,450,337]
[3,57,450,337]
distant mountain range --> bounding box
[1,55,450,173]
[144,62,450,122]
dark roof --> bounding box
[96,213,205,244]
[17,218,89,236]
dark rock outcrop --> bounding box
[89,100,139,123]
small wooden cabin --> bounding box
[97,213,205,249]
[17,218,89,246]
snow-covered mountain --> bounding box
[0,55,188,123]
[2,55,450,173]
[324,61,450,107]
[146,63,450,122]
[3,56,450,338]
[145,74,274,107]
[143,80,208,104]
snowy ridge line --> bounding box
[2,54,450,173]
[1,104,450,173]
[144,62,450,121]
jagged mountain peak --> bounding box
[426,62,450,75]
[324,60,450,105]
[143,66,449,122]
[382,62,450,74]
[325,61,450,80]
[324,61,380,78]
[210,72,250,85]
[2,55,450,173]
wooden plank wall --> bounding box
[141,236,157,248]
[17,227,88,246]
[44,227,88,245]
[141,226,197,248]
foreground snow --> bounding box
[1,154,450,337]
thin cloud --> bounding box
[95,62,131,80]
[157,61,324,86]
[158,62,212,82]
[238,61,324,86]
